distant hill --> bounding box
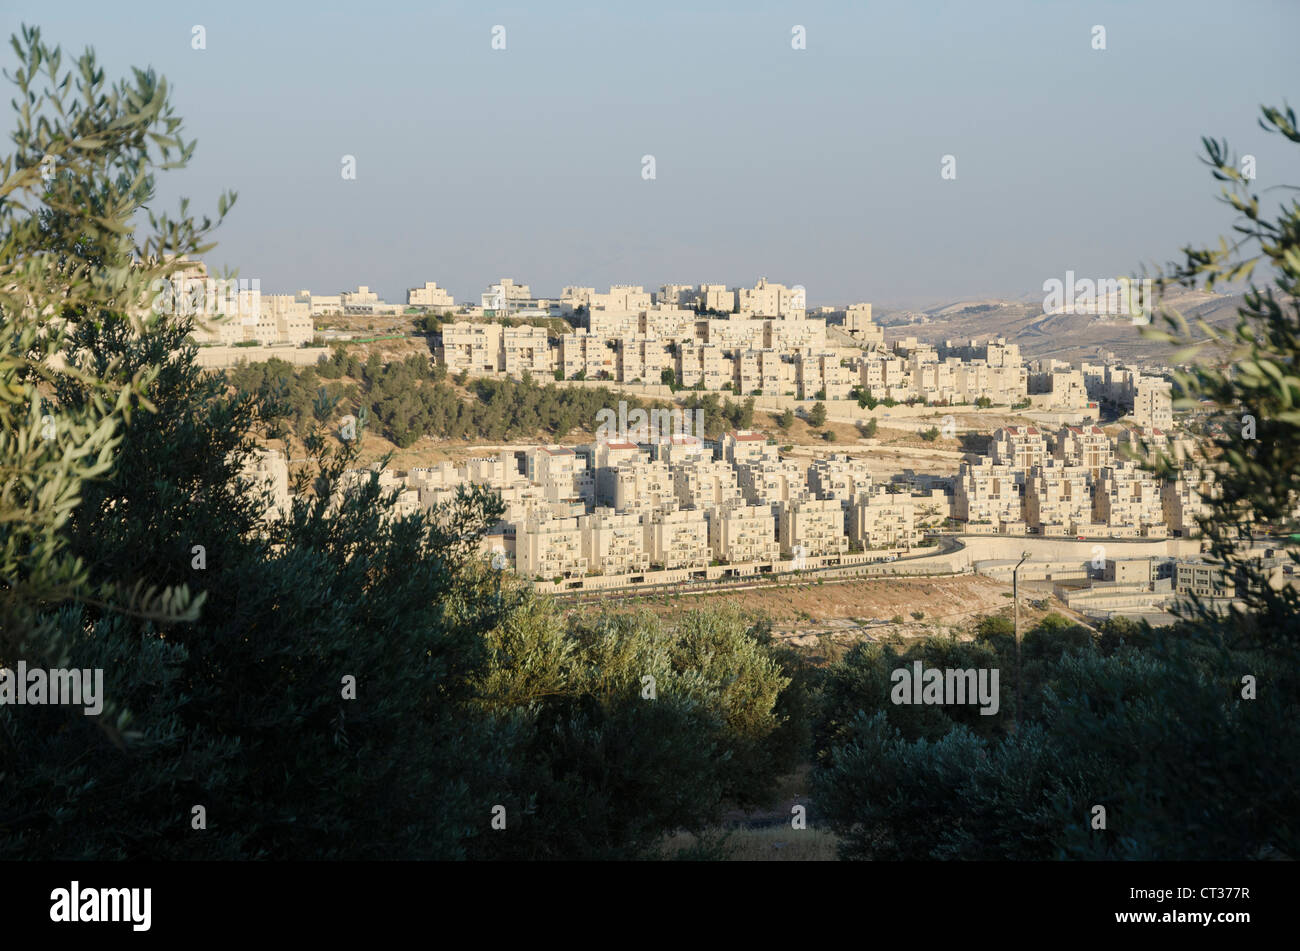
[874,288,1243,364]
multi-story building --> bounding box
[616,334,663,384]
[1133,377,1174,431]
[558,330,614,379]
[990,426,1048,470]
[1023,461,1094,535]
[778,497,849,558]
[588,284,652,315]
[516,513,586,579]
[765,317,827,351]
[340,285,402,316]
[526,446,594,505]
[440,322,502,375]
[840,303,882,346]
[698,283,734,314]
[502,325,553,376]
[643,508,710,569]
[258,295,314,345]
[656,284,700,309]
[954,459,1025,532]
[735,278,805,319]
[408,281,454,310]
[296,289,342,317]
[736,460,806,507]
[795,351,854,400]
[481,278,532,313]
[580,509,650,575]
[1093,462,1167,537]
[857,353,914,402]
[721,430,777,467]
[848,488,918,550]
[1175,559,1237,600]
[707,500,780,564]
[1053,424,1113,476]
[807,455,874,505]
[601,460,675,514]
[672,459,743,511]
[676,342,730,390]
[1162,470,1213,537]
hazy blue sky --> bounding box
[6,0,1297,308]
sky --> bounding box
[5,0,1297,309]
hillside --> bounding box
[876,287,1242,364]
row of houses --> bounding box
[326,431,940,580]
[954,424,1210,537]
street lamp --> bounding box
[1013,551,1030,730]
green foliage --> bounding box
[466,605,794,859]
[679,392,755,437]
[920,426,940,442]
[0,24,231,713]
[818,639,1298,860]
[0,28,799,862]
[808,401,827,428]
[230,358,672,449]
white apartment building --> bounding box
[580,509,650,575]
[778,496,849,558]
[601,460,675,514]
[766,317,827,351]
[589,284,652,315]
[808,455,874,504]
[482,278,533,313]
[616,335,663,384]
[841,303,882,346]
[990,426,1049,470]
[722,430,778,466]
[955,459,1025,533]
[1162,470,1214,537]
[656,284,700,308]
[848,488,918,550]
[559,330,613,379]
[1133,378,1174,431]
[408,282,455,310]
[516,514,586,579]
[857,353,914,402]
[339,285,402,316]
[643,508,710,570]
[735,278,805,319]
[656,433,708,466]
[736,459,806,507]
[698,283,734,313]
[707,500,780,564]
[1023,461,1095,535]
[1053,424,1113,476]
[295,290,342,317]
[671,458,743,511]
[526,446,594,505]
[1093,462,1167,538]
[502,325,553,376]
[796,350,853,400]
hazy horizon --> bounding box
[9,0,1297,308]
